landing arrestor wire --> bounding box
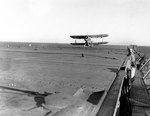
[0,85,56,111]
[0,85,53,96]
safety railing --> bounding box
[140,58,150,80]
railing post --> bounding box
[143,69,150,80]
[140,58,150,71]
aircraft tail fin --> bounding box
[73,88,84,98]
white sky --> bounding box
[0,0,150,45]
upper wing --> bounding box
[88,34,109,38]
[70,35,88,39]
[70,34,109,39]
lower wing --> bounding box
[93,42,108,45]
[70,43,85,45]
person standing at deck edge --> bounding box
[129,49,136,82]
[125,48,132,88]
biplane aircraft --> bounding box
[70,34,109,47]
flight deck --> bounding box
[0,42,150,116]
